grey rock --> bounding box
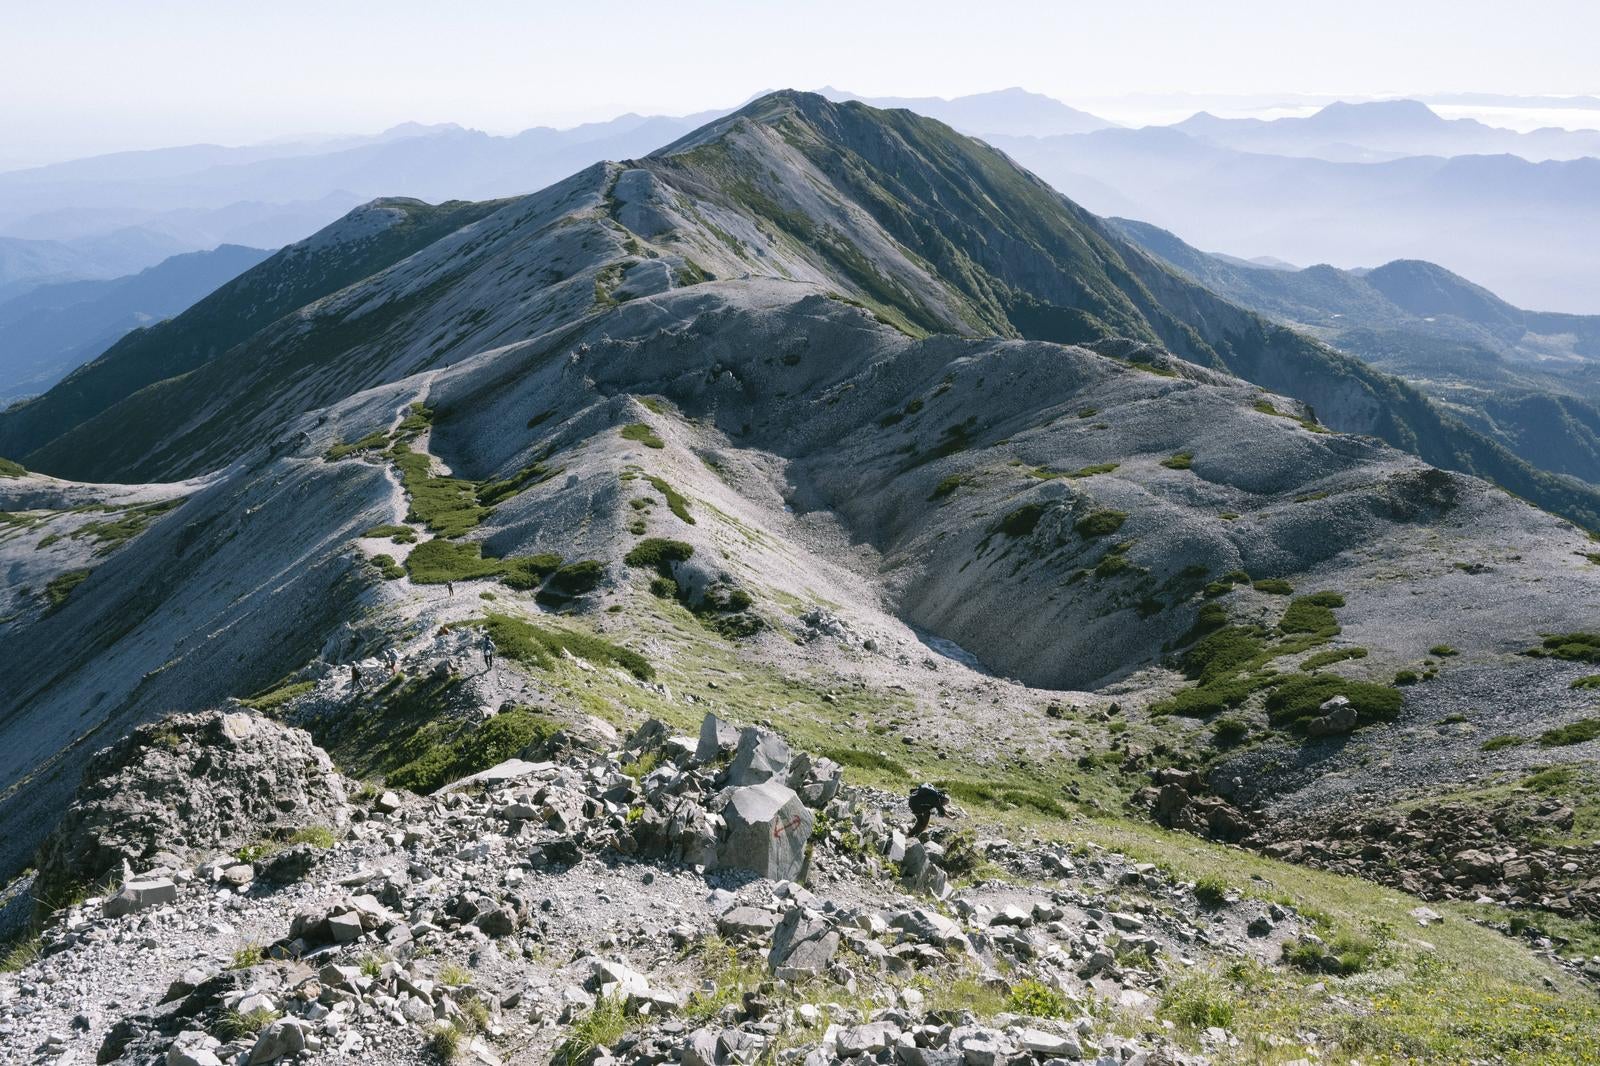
[102,877,178,918]
[716,781,813,881]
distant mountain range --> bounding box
[1111,217,1600,483]
[3,92,1598,316]
[0,244,271,404]
[993,125,1600,314]
[1171,99,1600,162]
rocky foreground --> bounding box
[0,707,1345,1066]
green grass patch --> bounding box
[621,423,664,449]
[44,568,91,609]
[1160,452,1194,470]
[389,440,490,537]
[1571,675,1600,690]
[1538,717,1600,748]
[362,523,417,543]
[1075,509,1126,537]
[0,457,25,478]
[1299,647,1368,671]
[1252,578,1294,595]
[387,706,559,794]
[1430,644,1459,657]
[929,473,968,501]
[1253,398,1328,433]
[403,539,563,591]
[479,613,653,680]
[1279,591,1345,636]
[1160,971,1235,1029]
[1526,632,1600,664]
[1265,674,1403,731]
[238,680,314,712]
[326,430,389,461]
[645,475,695,524]
[1067,462,1119,478]
[998,502,1046,536]
[624,537,694,572]
[1480,735,1528,752]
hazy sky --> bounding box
[5,0,1598,164]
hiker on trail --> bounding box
[447,581,455,598]
[383,647,400,674]
[482,631,496,672]
[907,783,952,838]
[350,663,363,690]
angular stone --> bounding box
[717,906,780,938]
[695,714,740,765]
[727,726,792,787]
[327,910,363,943]
[716,781,812,881]
[102,877,178,918]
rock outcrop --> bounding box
[31,710,349,906]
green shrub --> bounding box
[999,503,1046,536]
[621,423,664,449]
[239,680,314,712]
[480,613,653,680]
[542,560,605,598]
[1183,626,1269,683]
[1480,735,1527,752]
[648,576,678,599]
[1570,675,1600,690]
[428,1023,461,1062]
[1160,973,1235,1028]
[1265,674,1403,730]
[1005,978,1068,1019]
[499,554,564,590]
[1526,633,1600,663]
[477,461,553,507]
[644,475,694,524]
[1068,463,1118,478]
[1522,766,1576,793]
[929,474,967,501]
[405,540,507,584]
[0,457,26,477]
[1429,644,1459,657]
[1279,591,1344,636]
[1252,578,1294,595]
[364,523,417,543]
[1193,875,1230,908]
[1538,717,1600,747]
[623,537,694,572]
[819,746,908,778]
[327,430,390,461]
[44,569,91,609]
[390,441,489,537]
[1074,509,1127,537]
[387,707,558,794]
[1300,647,1368,671]
[1212,717,1250,745]
[230,944,265,969]
[1394,669,1421,685]
[216,1007,280,1041]
[1160,452,1194,470]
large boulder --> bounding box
[727,726,792,787]
[33,710,348,904]
[715,781,813,881]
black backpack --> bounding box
[908,783,950,816]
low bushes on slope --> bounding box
[1526,632,1600,664]
[478,613,653,680]
[1265,674,1404,729]
[387,707,558,794]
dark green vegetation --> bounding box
[1160,452,1194,470]
[621,423,664,449]
[1539,718,1600,748]
[1151,589,1400,733]
[37,498,183,555]
[238,679,315,712]
[478,613,653,680]
[1074,509,1126,537]
[1066,462,1118,479]
[1252,578,1294,595]
[1481,735,1529,752]
[1526,633,1600,664]
[998,503,1045,537]
[326,430,389,461]
[362,524,417,543]
[928,474,968,501]
[387,707,557,794]
[645,475,694,524]
[369,554,406,580]
[403,540,567,592]
[43,569,91,609]
[1265,675,1404,729]
[0,458,23,477]
[390,439,490,538]
[1572,675,1600,690]
[1252,399,1327,434]
[623,538,694,572]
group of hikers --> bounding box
[347,631,495,690]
